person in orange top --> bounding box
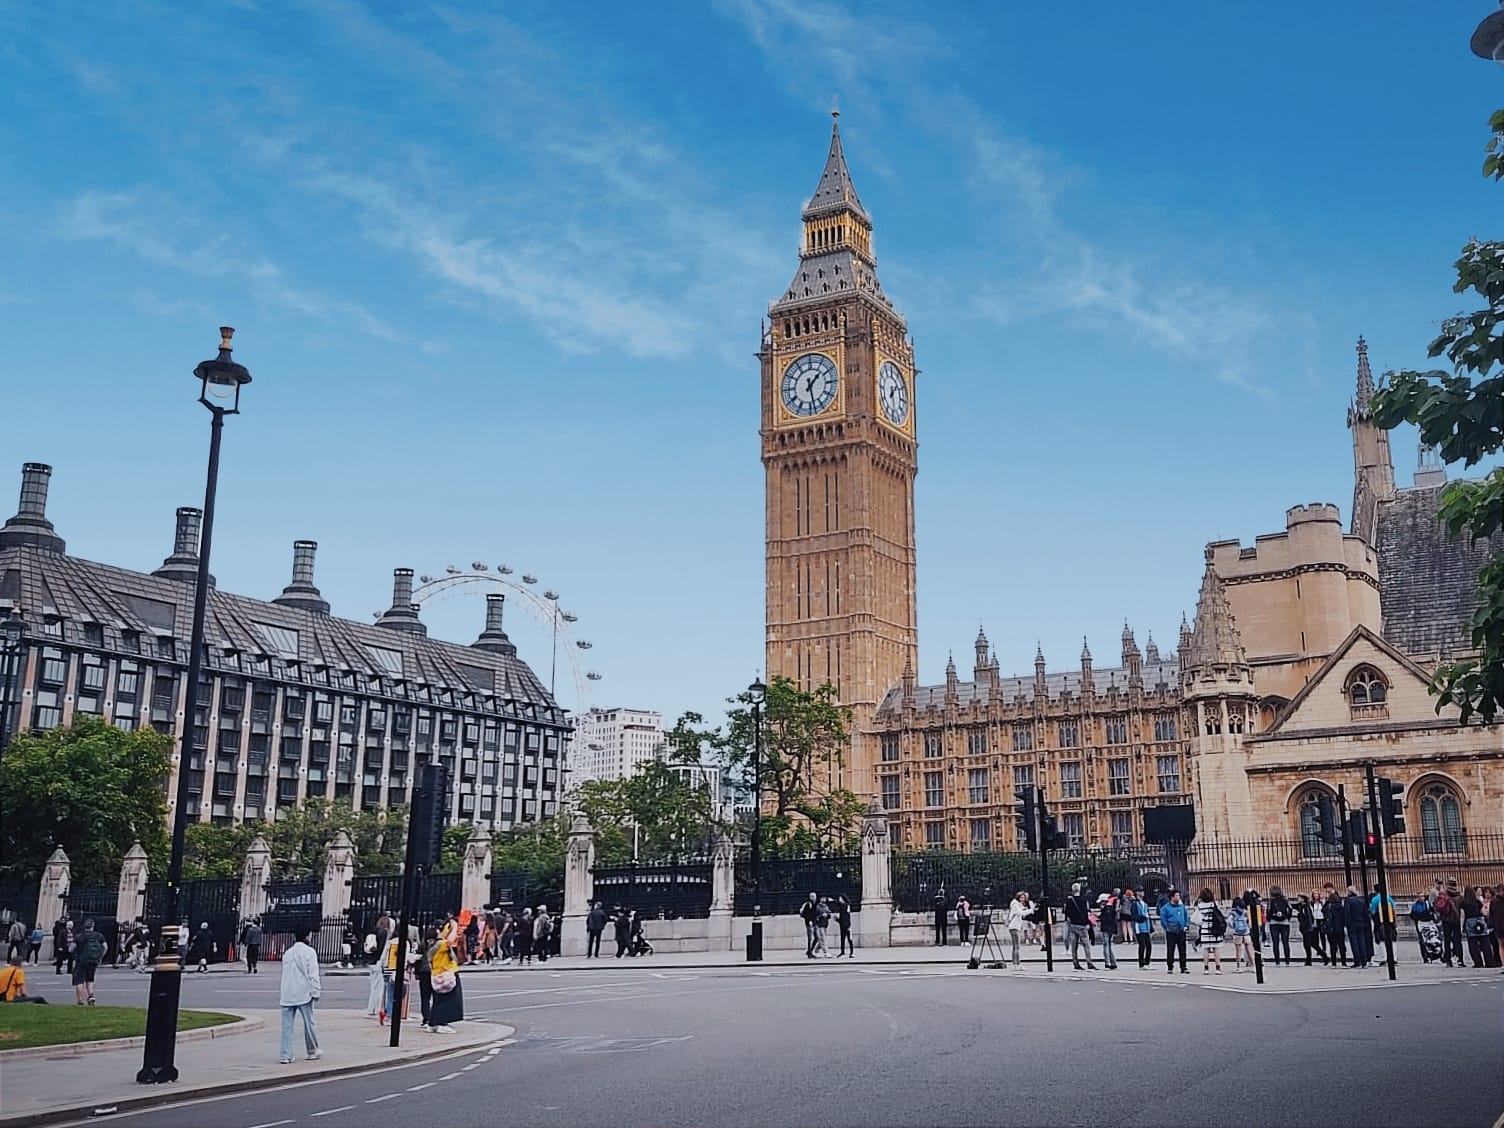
[0,953,46,1003]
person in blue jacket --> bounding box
[1160,890,1190,974]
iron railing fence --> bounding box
[591,858,714,920]
[890,847,1169,912]
[348,872,462,938]
[0,884,33,926]
[490,871,560,914]
[734,855,862,916]
[143,878,241,964]
[1184,833,1504,900]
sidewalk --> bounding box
[0,1009,511,1127]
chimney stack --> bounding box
[153,507,206,583]
[374,568,427,636]
[272,540,330,614]
[0,463,66,553]
[472,593,517,656]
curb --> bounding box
[0,1022,513,1128]
[0,1012,265,1062]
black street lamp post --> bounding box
[0,611,27,753]
[139,328,251,1085]
[746,677,766,962]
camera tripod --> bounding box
[965,905,1010,970]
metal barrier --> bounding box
[591,859,713,919]
[734,855,861,915]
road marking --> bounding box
[407,1082,436,1091]
[366,1094,401,1104]
[249,1121,295,1128]
[462,1063,480,1070]
[312,1105,355,1117]
[440,1071,462,1080]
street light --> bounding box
[139,328,251,1086]
[746,677,766,962]
[1472,1,1504,64]
[0,611,27,753]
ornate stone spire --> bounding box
[1186,554,1246,669]
[1178,614,1192,668]
[901,652,916,703]
[974,625,990,678]
[803,110,869,224]
[944,652,959,705]
[1080,636,1094,697]
[1352,335,1375,417]
[1144,632,1161,665]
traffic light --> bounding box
[1316,793,1338,845]
[1363,828,1379,862]
[1345,810,1366,862]
[1037,793,1069,851]
[408,762,449,869]
[1014,786,1038,852]
[1378,777,1405,836]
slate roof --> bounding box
[1376,483,1504,658]
[0,543,565,723]
[878,660,1181,715]
[803,120,869,223]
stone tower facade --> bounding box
[1348,336,1396,543]
[1181,555,1259,842]
[761,114,919,798]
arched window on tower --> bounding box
[1346,665,1389,716]
[1227,706,1245,734]
[1418,782,1465,854]
[1295,786,1341,858]
[1203,705,1221,735]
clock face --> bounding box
[781,353,839,417]
[878,361,909,426]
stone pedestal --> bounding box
[859,798,893,947]
[561,815,595,957]
[322,830,356,922]
[36,848,69,960]
[241,836,272,923]
[462,824,493,911]
[708,829,735,951]
[117,842,150,926]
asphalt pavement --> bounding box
[36,961,1504,1128]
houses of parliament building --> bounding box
[762,115,1503,857]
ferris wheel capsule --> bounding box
[497,564,513,574]
[446,565,461,575]
[418,575,433,584]
[544,590,560,601]
[561,612,578,623]
[471,562,487,571]
[576,640,592,650]
[522,574,538,585]
[586,671,602,681]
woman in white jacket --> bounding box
[1005,892,1033,969]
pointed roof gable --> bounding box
[803,117,869,224]
[1257,624,1458,738]
[1185,557,1246,669]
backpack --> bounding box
[80,930,105,964]
[1208,905,1227,936]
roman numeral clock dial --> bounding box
[781,353,838,417]
[878,360,909,427]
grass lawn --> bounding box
[0,1005,239,1050]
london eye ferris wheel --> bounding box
[403,562,602,712]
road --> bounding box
[56,963,1504,1128]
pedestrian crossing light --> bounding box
[1363,830,1379,862]
[1378,777,1405,836]
[1014,786,1038,852]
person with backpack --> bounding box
[1435,879,1464,968]
[241,917,263,975]
[6,918,26,962]
[1266,885,1293,965]
[955,896,972,946]
[1296,894,1327,965]
[1096,894,1119,970]
[1227,896,1254,973]
[1194,889,1225,975]
[189,922,216,974]
[1121,888,1152,968]
[52,918,73,976]
[1343,885,1373,969]
[73,917,106,1005]
[27,923,43,965]
[532,905,552,964]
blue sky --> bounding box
[1,2,1498,727]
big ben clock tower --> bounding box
[761,111,919,799]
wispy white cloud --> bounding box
[721,0,1288,398]
[57,188,406,343]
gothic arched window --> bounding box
[1346,665,1388,706]
[1418,782,1464,854]
[1296,787,1341,858]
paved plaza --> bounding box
[4,956,1500,1128]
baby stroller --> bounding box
[630,930,653,957]
[1415,918,1443,964]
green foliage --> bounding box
[436,823,472,873]
[572,759,717,861]
[1484,108,1504,181]
[1372,233,1504,723]
[255,799,408,877]
[0,716,170,885]
[490,815,568,897]
[183,823,255,881]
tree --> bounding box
[1372,111,1504,724]
[716,677,865,856]
[571,760,717,862]
[259,799,408,877]
[0,716,171,885]
[183,822,255,880]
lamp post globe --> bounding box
[1473,1,1504,65]
[139,328,250,1086]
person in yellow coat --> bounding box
[426,919,464,1032]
